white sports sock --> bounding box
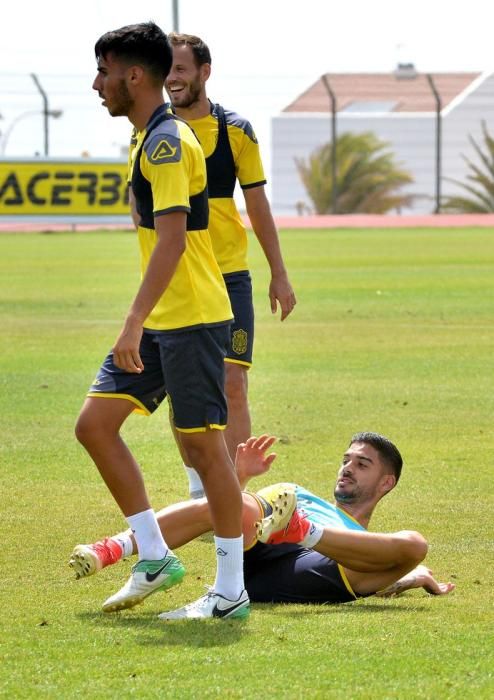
[113,530,134,558]
[183,464,204,498]
[301,521,324,549]
[125,509,168,561]
[213,535,245,600]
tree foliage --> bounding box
[295,131,415,214]
[442,121,494,213]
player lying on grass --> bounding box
[70,433,454,618]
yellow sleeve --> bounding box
[227,122,266,188]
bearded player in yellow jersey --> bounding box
[162,32,297,498]
[77,22,249,620]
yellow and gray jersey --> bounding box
[129,104,232,332]
[185,103,267,274]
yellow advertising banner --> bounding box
[0,160,129,215]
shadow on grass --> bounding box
[252,599,432,616]
[75,596,427,650]
[76,610,247,647]
[139,619,247,647]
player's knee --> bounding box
[74,412,92,446]
[397,530,428,566]
[180,433,228,478]
[241,493,262,548]
[225,365,248,406]
[74,410,109,448]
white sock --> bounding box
[213,535,245,600]
[113,530,134,558]
[301,521,324,549]
[125,509,168,561]
[184,464,204,497]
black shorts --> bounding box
[87,324,230,432]
[244,542,359,604]
[223,271,254,367]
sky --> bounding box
[0,0,493,181]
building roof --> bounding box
[283,69,481,113]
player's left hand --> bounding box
[112,318,144,373]
[269,274,296,321]
[235,435,277,485]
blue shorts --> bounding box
[223,271,254,368]
[87,324,230,432]
[244,543,362,604]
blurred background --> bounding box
[1,0,493,215]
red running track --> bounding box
[0,213,493,232]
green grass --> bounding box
[1,227,493,699]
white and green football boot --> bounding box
[102,553,185,613]
[158,587,250,620]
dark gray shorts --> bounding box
[244,543,360,604]
[87,324,230,431]
[224,271,254,367]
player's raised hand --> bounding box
[235,435,277,487]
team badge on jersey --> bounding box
[232,329,248,355]
[145,133,181,164]
[151,139,177,161]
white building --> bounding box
[271,68,494,215]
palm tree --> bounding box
[442,121,494,213]
[295,131,414,214]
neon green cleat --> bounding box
[102,554,185,613]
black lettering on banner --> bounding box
[100,172,122,206]
[52,172,75,206]
[0,173,23,205]
[27,172,49,205]
[77,172,98,205]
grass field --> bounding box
[1,227,493,699]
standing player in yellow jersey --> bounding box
[76,22,249,620]
[163,32,297,497]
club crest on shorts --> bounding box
[232,329,248,355]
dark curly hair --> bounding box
[95,21,172,84]
[350,432,403,482]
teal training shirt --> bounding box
[291,484,366,531]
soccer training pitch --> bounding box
[1,227,493,698]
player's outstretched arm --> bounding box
[235,435,277,489]
[243,186,296,321]
[375,564,455,597]
[311,527,432,596]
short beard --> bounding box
[334,485,359,504]
[108,79,133,117]
[169,77,202,109]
